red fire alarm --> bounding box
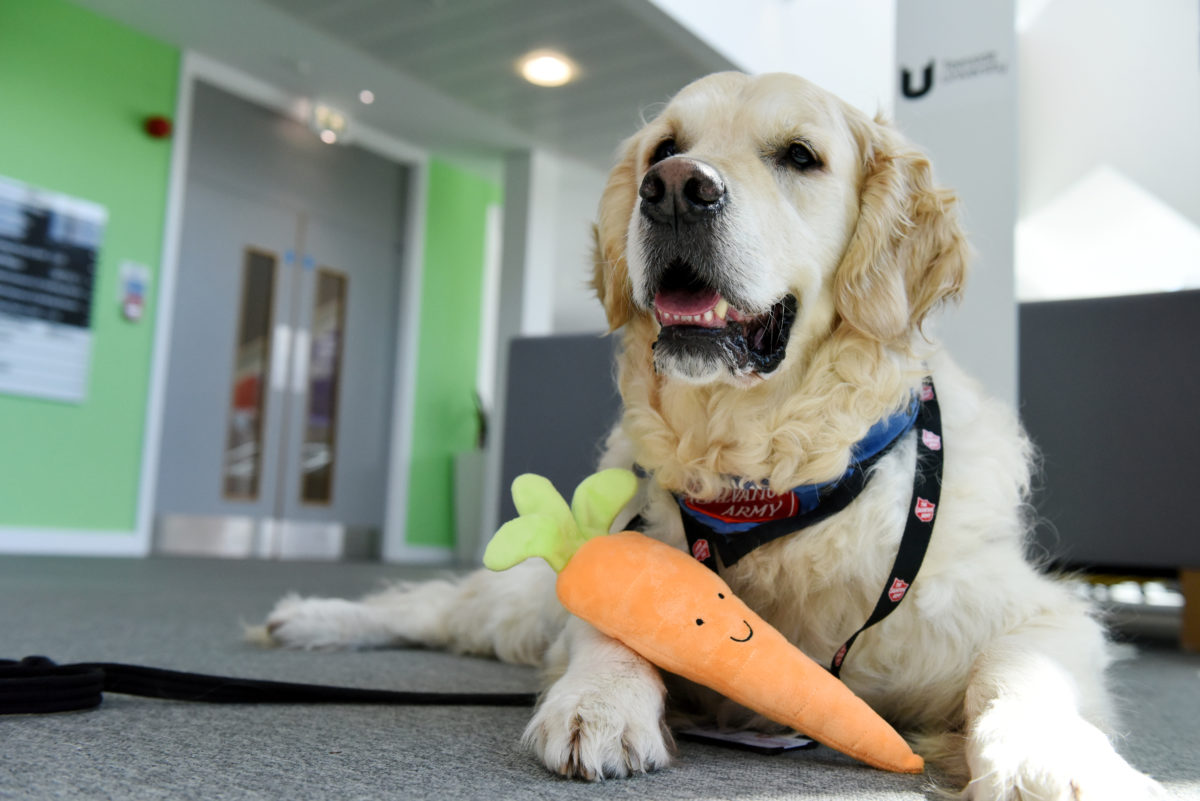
[144,115,173,139]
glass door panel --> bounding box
[223,248,278,500]
[300,268,346,504]
[275,214,397,529]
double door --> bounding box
[155,81,406,557]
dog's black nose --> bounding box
[639,157,726,226]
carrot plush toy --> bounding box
[483,469,924,774]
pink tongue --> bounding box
[654,288,721,316]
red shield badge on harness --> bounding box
[914,497,936,523]
[691,539,711,562]
[920,384,935,402]
[832,644,848,667]
[888,578,910,603]
[921,429,942,451]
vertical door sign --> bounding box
[896,0,1013,105]
[0,175,106,403]
[119,261,151,322]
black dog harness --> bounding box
[638,378,944,677]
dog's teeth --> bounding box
[703,311,713,322]
[715,299,729,320]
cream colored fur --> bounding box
[261,73,1164,799]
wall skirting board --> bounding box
[378,543,455,566]
[0,525,456,563]
[0,527,149,557]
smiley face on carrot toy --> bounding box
[484,469,924,774]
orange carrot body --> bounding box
[557,531,924,774]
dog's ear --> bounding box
[834,116,968,343]
[591,135,641,331]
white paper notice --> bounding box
[0,176,106,403]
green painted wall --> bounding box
[406,161,500,547]
[0,0,178,530]
[0,2,499,549]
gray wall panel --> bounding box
[1020,291,1200,570]
[498,334,622,524]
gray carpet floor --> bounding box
[1,556,1197,800]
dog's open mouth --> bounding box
[650,262,797,378]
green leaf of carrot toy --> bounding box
[511,474,575,531]
[482,514,566,572]
[484,470,637,574]
[483,474,583,573]
[570,468,638,540]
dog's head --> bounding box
[593,72,968,386]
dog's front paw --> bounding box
[258,593,387,650]
[965,716,1166,801]
[523,669,672,780]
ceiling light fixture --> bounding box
[310,103,348,145]
[518,50,576,87]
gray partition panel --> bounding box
[1020,290,1200,570]
[499,334,623,523]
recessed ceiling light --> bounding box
[359,89,375,105]
[518,50,576,87]
[310,103,348,144]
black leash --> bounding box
[0,655,536,715]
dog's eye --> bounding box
[650,138,677,165]
[786,142,820,171]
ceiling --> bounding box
[260,0,738,164]
[79,0,738,169]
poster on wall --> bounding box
[0,175,106,403]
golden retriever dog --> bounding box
[261,73,1164,799]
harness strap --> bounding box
[829,378,942,677]
[0,655,536,715]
